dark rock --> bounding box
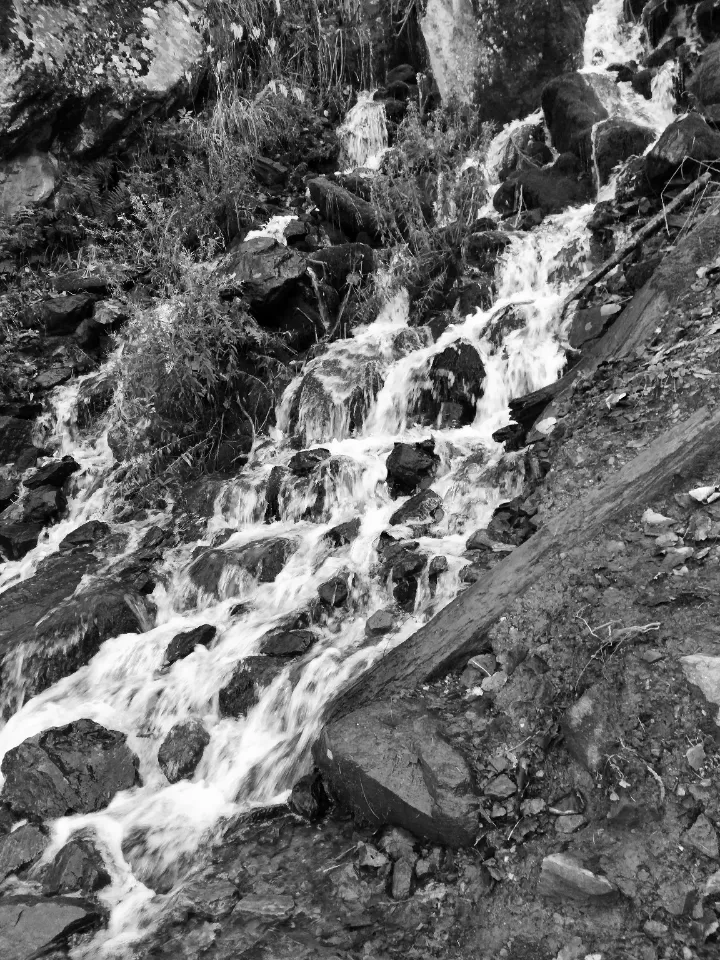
[323,518,361,548]
[645,114,720,189]
[0,895,102,960]
[308,177,382,239]
[537,854,618,903]
[58,520,110,552]
[259,628,316,657]
[0,478,19,512]
[55,272,112,296]
[417,341,486,425]
[165,624,217,667]
[287,447,331,476]
[541,72,608,160]
[625,254,662,290]
[43,837,110,895]
[0,824,47,882]
[24,456,80,490]
[264,465,286,522]
[494,166,593,216]
[220,237,306,315]
[691,40,720,110]
[385,440,439,498]
[0,719,139,820]
[76,370,116,427]
[568,303,622,348]
[158,719,210,784]
[314,699,480,847]
[188,538,297,597]
[218,657,284,718]
[365,609,395,637]
[21,485,66,523]
[74,300,128,349]
[593,118,655,186]
[35,367,73,391]
[0,520,45,559]
[253,156,289,185]
[307,243,376,288]
[1,581,148,705]
[389,488,444,527]
[37,295,96,335]
[290,771,329,820]
[0,416,34,465]
[486,498,535,546]
[176,878,239,921]
[318,574,350,607]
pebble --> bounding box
[686,743,706,771]
[554,814,587,834]
[390,859,413,900]
[643,919,669,939]
[485,774,516,799]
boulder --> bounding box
[58,520,111,551]
[537,854,618,903]
[593,118,655,186]
[0,416,34,465]
[0,520,44,560]
[218,657,284,717]
[21,485,66,523]
[0,895,102,960]
[385,440,439,498]
[314,699,480,846]
[0,151,57,218]
[36,295,96,335]
[493,165,593,216]
[188,538,297,597]
[318,574,351,607]
[645,114,720,189]
[416,341,485,425]
[290,771,329,820]
[0,478,18,511]
[287,448,331,476]
[42,837,110,895]
[541,72,608,160]
[365,609,396,637]
[259,628,316,657]
[323,518,361,548]
[0,719,139,820]
[688,40,720,107]
[0,824,47,882]
[253,156,288,185]
[1,581,148,705]
[0,0,207,158]
[24,456,80,490]
[389,488,444,527]
[308,177,382,240]
[220,237,307,316]
[74,299,129,349]
[157,719,210,783]
[164,624,217,667]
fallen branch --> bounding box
[559,171,713,321]
[327,405,720,722]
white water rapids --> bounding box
[0,2,677,954]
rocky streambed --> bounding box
[3,2,720,960]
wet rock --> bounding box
[365,609,395,637]
[287,447,331,476]
[308,243,376,288]
[0,151,57,218]
[21,484,66,523]
[537,854,618,903]
[221,237,306,313]
[593,118,655,186]
[389,488,444,527]
[688,40,720,108]
[36,295,96,335]
[486,498,535,546]
[24,456,80,490]
[2,581,148,703]
[188,538,297,597]
[0,719,139,820]
[74,300,128,349]
[218,657,284,718]
[645,114,720,189]
[494,166,593,216]
[390,859,414,900]
[0,895,102,960]
[42,837,111,895]
[0,416,34,465]
[0,478,19,512]
[158,719,210,784]
[385,440,439,498]
[308,177,382,240]
[318,574,350,607]
[289,771,329,820]
[541,72,608,160]
[259,628,316,657]
[165,624,217,667]
[314,699,480,847]
[323,517,361,548]
[683,814,719,858]
[0,824,47,882]
[417,341,485,425]
[0,520,44,560]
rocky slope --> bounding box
[2,2,720,960]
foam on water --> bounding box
[0,5,679,956]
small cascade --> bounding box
[338,91,389,170]
[0,3,682,957]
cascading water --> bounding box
[0,3,678,955]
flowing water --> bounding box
[0,2,677,954]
